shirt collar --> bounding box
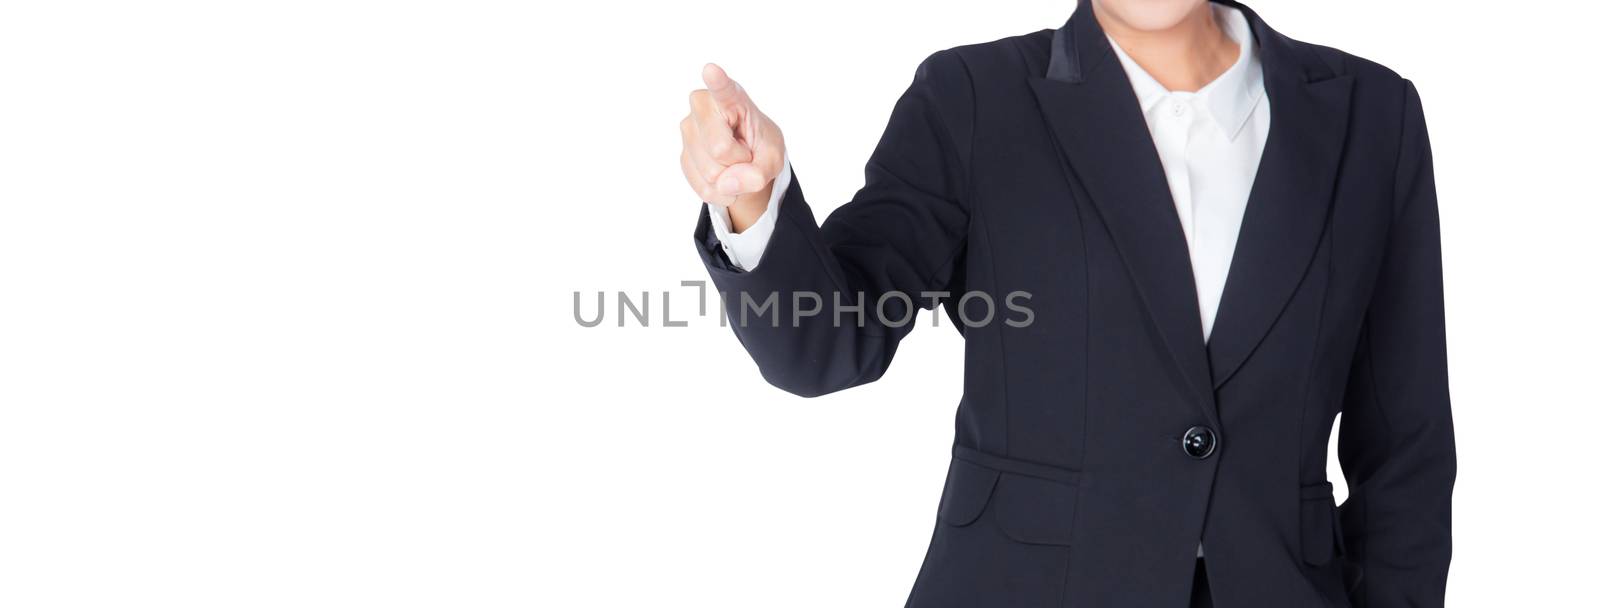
[1105,3,1266,141]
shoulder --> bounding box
[1281,35,1418,106]
[912,29,1055,89]
[942,29,1055,74]
[893,31,1054,168]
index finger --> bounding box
[701,63,746,110]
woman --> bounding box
[678,1,1453,606]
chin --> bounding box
[1094,0,1211,32]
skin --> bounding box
[1094,0,1239,93]
[678,64,783,233]
[681,0,1235,233]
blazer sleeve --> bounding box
[1337,80,1457,607]
[691,50,973,398]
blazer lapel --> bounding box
[1029,2,1219,423]
[1205,2,1353,388]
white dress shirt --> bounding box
[706,3,1269,555]
[705,158,790,270]
[1106,4,1268,343]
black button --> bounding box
[1182,426,1217,459]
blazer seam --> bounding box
[1292,230,1334,576]
[1389,79,1417,223]
[945,49,1016,456]
[951,49,978,187]
[925,50,977,294]
[899,50,975,303]
[1354,318,1397,589]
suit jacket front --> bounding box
[692,1,1455,606]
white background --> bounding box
[2,1,1596,606]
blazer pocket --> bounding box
[936,456,1000,527]
[1299,481,1346,566]
[912,449,1079,607]
[944,446,1081,545]
[993,473,1078,545]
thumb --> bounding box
[702,63,747,111]
[715,162,770,196]
[715,143,783,196]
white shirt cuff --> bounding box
[706,156,790,271]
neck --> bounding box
[1095,2,1239,93]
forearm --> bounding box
[689,50,974,397]
[695,177,905,398]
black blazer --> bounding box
[692,1,1454,606]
